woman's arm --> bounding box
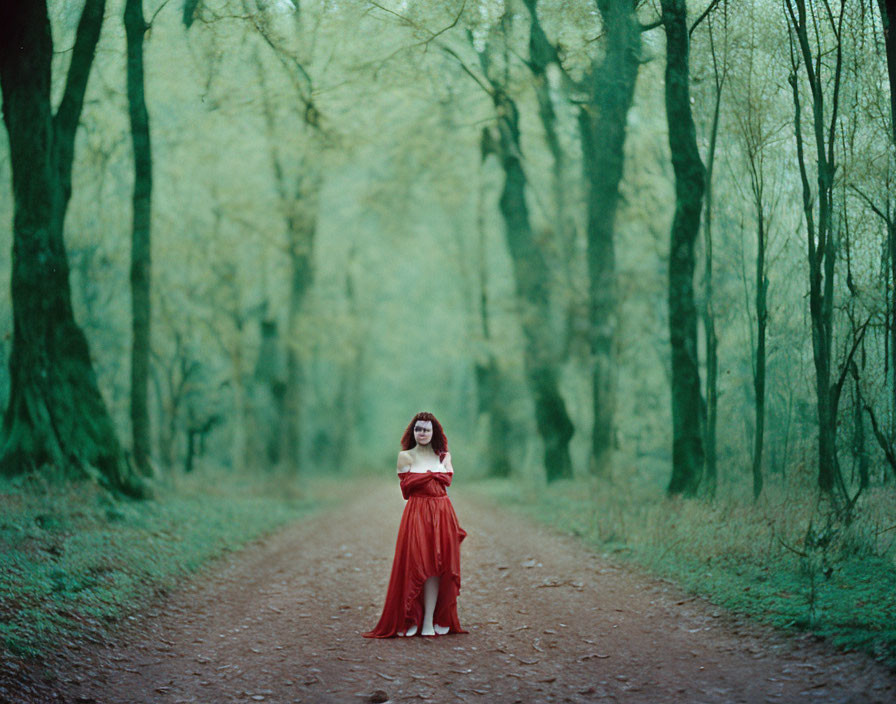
[440,452,454,473]
[397,451,412,473]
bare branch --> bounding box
[848,184,892,225]
[440,44,493,96]
[689,0,723,36]
[148,0,172,28]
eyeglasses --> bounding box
[414,427,432,433]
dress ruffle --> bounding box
[363,471,467,638]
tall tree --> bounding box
[697,4,729,496]
[475,24,576,481]
[125,0,153,476]
[730,2,781,500]
[658,0,707,496]
[785,0,847,500]
[0,0,143,495]
[520,0,580,352]
[475,129,514,478]
[579,0,642,476]
[253,56,318,472]
[522,0,641,477]
[879,0,896,150]
[876,1,896,435]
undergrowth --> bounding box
[469,467,896,665]
[0,466,328,659]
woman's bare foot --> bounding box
[434,624,449,635]
[402,623,417,637]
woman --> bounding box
[362,411,468,638]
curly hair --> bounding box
[400,411,449,460]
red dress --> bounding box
[363,470,468,638]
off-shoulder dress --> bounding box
[362,470,468,638]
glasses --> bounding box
[414,427,432,433]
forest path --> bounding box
[57,478,894,704]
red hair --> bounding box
[400,411,449,460]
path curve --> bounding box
[54,478,894,703]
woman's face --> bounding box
[414,420,434,446]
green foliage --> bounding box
[472,473,896,664]
[0,469,325,658]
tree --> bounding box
[695,2,730,496]
[878,0,896,150]
[658,0,707,496]
[0,0,144,496]
[125,0,154,476]
[785,0,848,500]
[246,7,325,473]
[522,0,642,477]
[474,129,514,478]
[729,2,786,500]
[475,19,575,481]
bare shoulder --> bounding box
[397,450,412,473]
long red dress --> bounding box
[363,470,468,638]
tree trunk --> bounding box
[281,200,317,472]
[752,213,768,500]
[701,13,726,497]
[878,0,896,149]
[786,0,845,500]
[579,1,641,476]
[852,367,870,489]
[890,217,896,430]
[125,0,153,476]
[0,0,143,496]
[493,91,575,481]
[877,0,896,436]
[661,0,706,497]
[254,318,286,469]
[522,0,582,354]
[475,359,513,477]
[474,147,513,478]
[253,52,319,473]
[521,0,636,478]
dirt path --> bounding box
[53,479,894,703]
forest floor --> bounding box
[19,477,896,703]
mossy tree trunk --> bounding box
[474,22,575,482]
[125,0,153,476]
[661,0,707,497]
[523,0,641,478]
[492,90,574,481]
[522,0,583,357]
[581,0,641,476]
[0,0,143,496]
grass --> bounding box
[0,466,332,659]
[468,466,896,665]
